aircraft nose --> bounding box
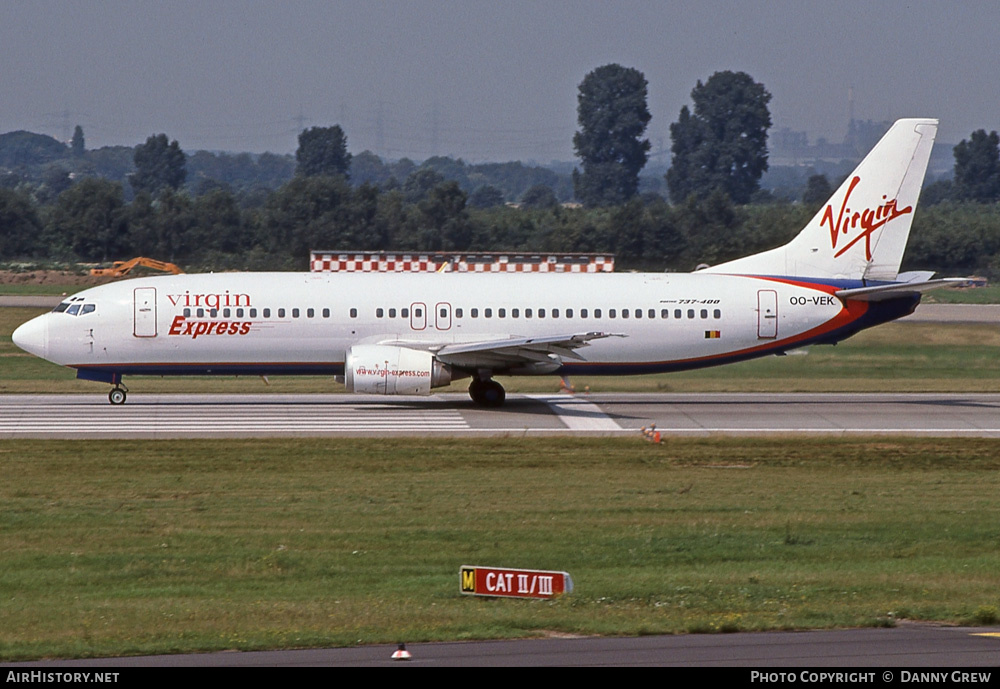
[12,314,48,359]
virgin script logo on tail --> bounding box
[821,176,912,260]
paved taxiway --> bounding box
[4,392,1000,438]
[5,625,999,667]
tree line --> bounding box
[1,65,999,277]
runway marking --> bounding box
[529,395,622,431]
[0,399,468,437]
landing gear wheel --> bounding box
[468,379,505,407]
[108,387,127,405]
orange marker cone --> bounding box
[391,643,412,660]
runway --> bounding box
[4,392,1000,438]
[5,624,999,667]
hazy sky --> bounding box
[2,1,998,163]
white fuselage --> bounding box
[14,270,893,380]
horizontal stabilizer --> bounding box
[835,277,985,302]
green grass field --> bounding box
[3,298,1000,661]
[1,437,998,661]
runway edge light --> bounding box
[460,565,573,599]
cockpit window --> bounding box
[53,301,96,316]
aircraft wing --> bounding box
[374,332,620,371]
[835,277,984,302]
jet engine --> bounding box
[344,345,454,395]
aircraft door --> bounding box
[134,287,157,337]
[410,302,427,331]
[435,302,452,330]
[757,289,777,339]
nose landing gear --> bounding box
[108,383,128,405]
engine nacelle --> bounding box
[344,345,453,395]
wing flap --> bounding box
[436,332,622,369]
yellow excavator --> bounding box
[90,257,184,277]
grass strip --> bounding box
[1,437,998,660]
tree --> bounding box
[572,64,651,207]
[132,134,186,195]
[953,129,1000,203]
[468,184,505,209]
[666,71,772,204]
[47,178,128,260]
[71,125,85,157]
[0,188,43,258]
[520,184,558,209]
[416,181,470,250]
[801,174,832,207]
[296,125,351,178]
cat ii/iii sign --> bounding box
[460,566,573,599]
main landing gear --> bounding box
[108,383,128,405]
[468,377,506,407]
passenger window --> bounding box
[264,308,271,318]
[609,309,616,319]
[376,308,384,318]
[456,308,463,318]
[184,308,191,317]
[566,308,573,318]
[307,308,314,318]
[237,308,244,318]
[512,308,520,318]
[278,308,286,318]
[389,308,396,318]
[250,308,257,318]
[675,309,682,319]
[525,309,532,318]
[648,309,655,319]
[292,308,300,318]
[197,308,205,317]
[538,308,545,318]
[594,308,602,318]
[210,309,218,318]
[661,309,669,318]
[499,308,506,318]
[621,309,628,319]
[552,309,559,318]
[688,309,695,319]
[322,308,330,318]
[635,309,642,318]
[581,309,588,318]
[471,308,478,318]
[402,308,409,318]
[223,308,231,318]
[485,308,492,318]
[415,308,423,318]
[350,308,357,318]
[701,309,708,319]
[714,309,721,319]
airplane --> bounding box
[13,118,967,407]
